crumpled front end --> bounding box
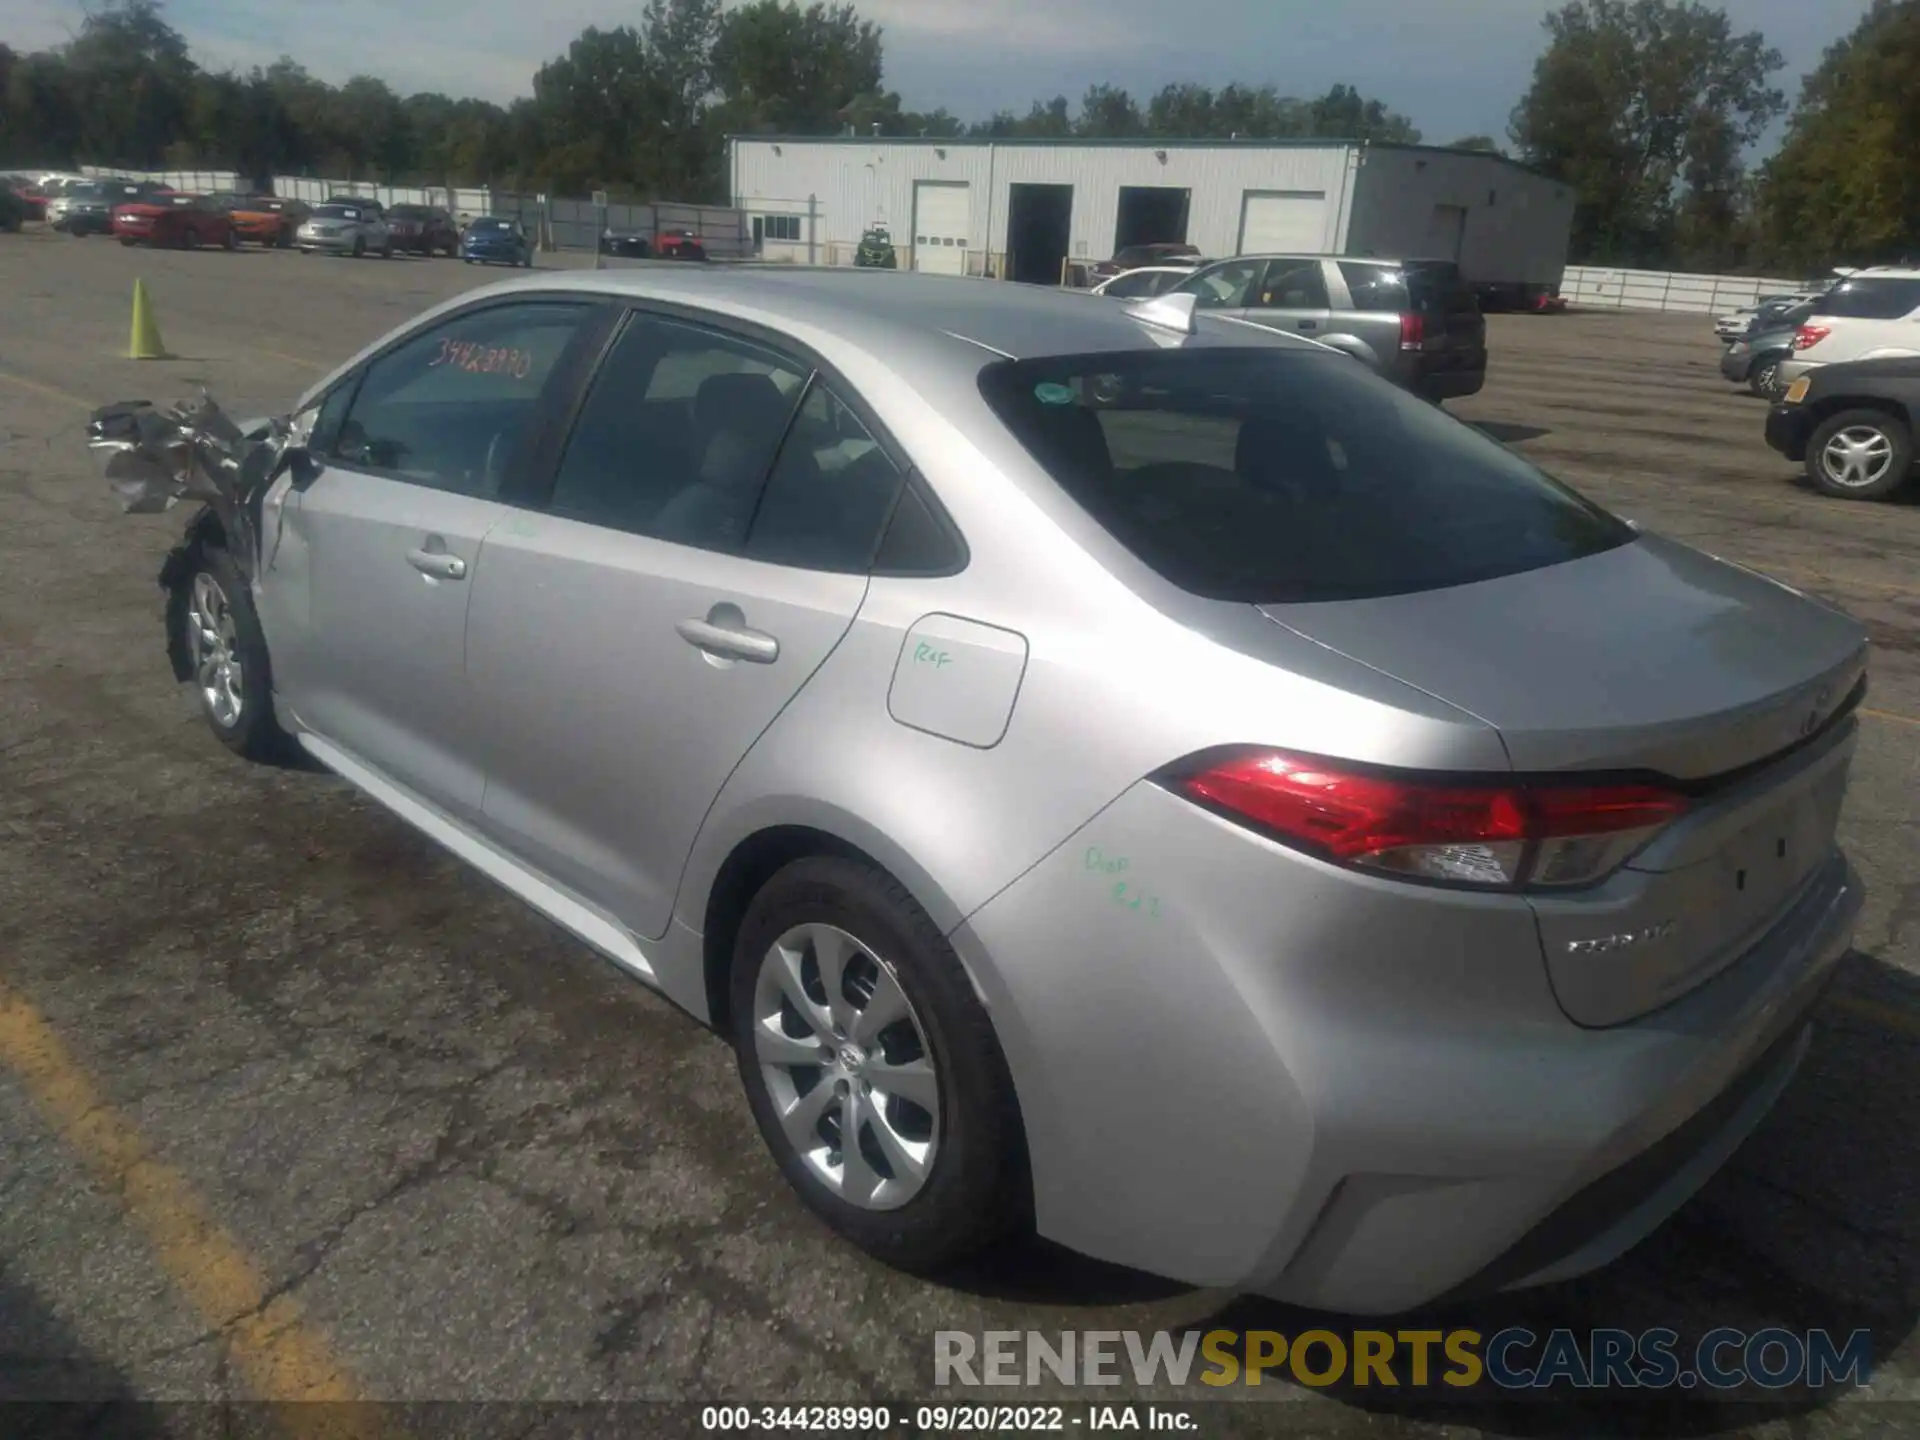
[85,392,302,583]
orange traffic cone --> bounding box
[128,278,167,360]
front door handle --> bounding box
[406,548,466,580]
[676,616,779,664]
[1297,319,1318,330]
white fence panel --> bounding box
[1563,264,1810,314]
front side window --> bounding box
[548,316,809,551]
[331,302,590,496]
[1175,260,1262,309]
[977,347,1633,604]
[1100,270,1165,300]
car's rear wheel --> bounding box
[351,236,365,258]
[169,545,290,762]
[730,856,1028,1274]
[1748,357,1784,398]
[1806,409,1915,501]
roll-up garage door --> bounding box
[912,181,971,275]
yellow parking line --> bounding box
[0,975,378,1419]
[1829,994,1920,1043]
[253,347,329,371]
[0,368,95,412]
[1862,707,1920,728]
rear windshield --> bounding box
[977,348,1632,604]
[471,218,513,231]
[1815,277,1920,321]
[313,205,362,220]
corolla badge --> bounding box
[1565,920,1678,956]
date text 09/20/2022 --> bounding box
[702,1406,1192,1432]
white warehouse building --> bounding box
[727,136,1577,304]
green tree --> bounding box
[1448,134,1505,153]
[1510,0,1785,265]
[1758,0,1920,269]
[1077,84,1141,137]
[63,0,198,167]
[711,0,886,134]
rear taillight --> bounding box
[1399,313,1425,351]
[1793,324,1831,351]
[1166,749,1687,890]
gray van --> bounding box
[1172,254,1489,401]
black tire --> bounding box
[351,235,365,258]
[166,544,291,762]
[1748,356,1784,399]
[223,227,238,250]
[1804,409,1915,501]
[730,856,1029,1273]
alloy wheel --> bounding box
[751,923,941,1211]
[1819,425,1896,490]
[186,572,244,728]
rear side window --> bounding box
[977,348,1632,604]
[745,384,906,572]
[1816,278,1920,320]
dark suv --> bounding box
[1171,255,1488,401]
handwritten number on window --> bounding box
[428,336,534,379]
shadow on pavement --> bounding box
[0,1263,173,1436]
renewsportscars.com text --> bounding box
[934,1327,1874,1391]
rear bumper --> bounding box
[1720,348,1753,383]
[954,777,1862,1314]
[1416,363,1487,400]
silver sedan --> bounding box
[155,267,1865,1314]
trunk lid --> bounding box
[1258,534,1866,783]
[1260,534,1868,1026]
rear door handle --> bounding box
[1297,319,1318,330]
[406,548,466,580]
[676,617,779,664]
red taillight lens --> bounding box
[1171,750,1687,890]
[1793,324,1830,351]
[1399,313,1426,350]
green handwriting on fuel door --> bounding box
[914,643,953,667]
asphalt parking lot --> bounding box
[1,227,1917,1438]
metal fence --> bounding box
[1561,265,1814,315]
[71,165,751,255]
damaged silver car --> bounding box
[89,271,1867,1316]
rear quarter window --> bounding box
[977,348,1632,604]
[1816,278,1920,320]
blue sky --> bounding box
[9,0,1874,149]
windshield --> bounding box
[313,205,363,221]
[977,347,1632,604]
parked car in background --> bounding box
[655,226,708,261]
[297,201,393,257]
[460,215,533,266]
[0,186,27,233]
[388,204,460,257]
[113,193,237,249]
[1090,242,1202,283]
[1720,300,1819,398]
[1777,268,1920,390]
[1090,266,1204,299]
[1172,254,1487,401]
[158,266,1866,1314]
[1766,357,1920,501]
[225,195,308,247]
[50,179,166,236]
[3,175,48,221]
[601,230,652,259]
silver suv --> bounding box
[1173,254,1489,401]
[296,201,393,258]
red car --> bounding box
[655,226,708,261]
[4,176,48,220]
[113,193,237,249]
